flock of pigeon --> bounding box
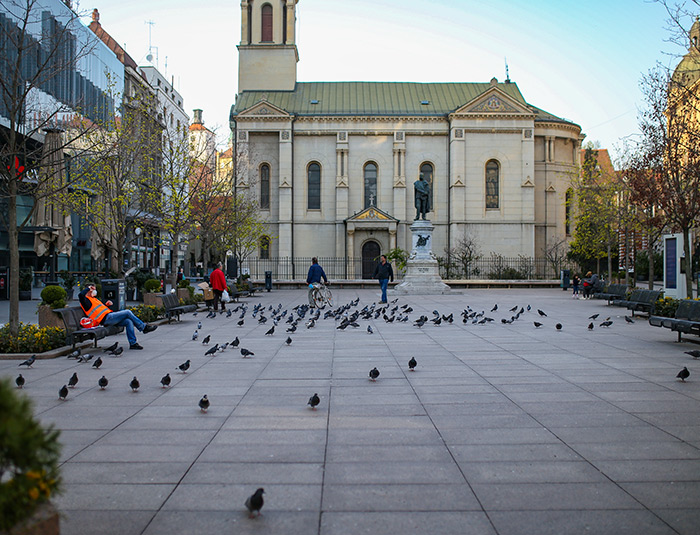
[11,293,696,516]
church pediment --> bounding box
[236,99,291,118]
[451,87,534,117]
[346,205,398,223]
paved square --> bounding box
[2,288,699,535]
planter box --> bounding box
[8,502,59,535]
[176,288,190,301]
[143,293,163,307]
[37,305,65,329]
[19,290,32,301]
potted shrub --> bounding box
[176,278,191,301]
[37,286,67,329]
[142,278,163,306]
[58,270,76,301]
[18,268,33,300]
[0,379,62,535]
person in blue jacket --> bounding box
[306,257,328,306]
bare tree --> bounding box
[445,231,481,279]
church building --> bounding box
[230,0,583,277]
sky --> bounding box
[78,0,693,161]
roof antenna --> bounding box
[145,20,158,67]
[505,57,511,83]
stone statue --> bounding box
[414,175,430,220]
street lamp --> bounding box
[134,227,142,268]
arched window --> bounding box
[260,235,271,259]
[485,160,500,209]
[364,162,377,208]
[565,188,573,236]
[261,4,273,42]
[420,162,434,212]
[307,162,321,210]
[260,164,270,209]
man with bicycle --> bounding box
[306,257,328,307]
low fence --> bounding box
[239,256,578,281]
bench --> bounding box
[649,299,700,342]
[245,280,264,295]
[54,306,124,349]
[593,283,629,304]
[162,293,198,323]
[611,289,662,316]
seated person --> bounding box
[79,282,157,350]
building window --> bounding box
[260,163,270,209]
[565,188,573,236]
[308,162,321,210]
[364,162,377,208]
[485,160,499,209]
[260,235,271,259]
[261,4,273,42]
[282,2,288,43]
[420,162,434,211]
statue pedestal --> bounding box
[393,220,451,295]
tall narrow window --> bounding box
[308,162,321,210]
[247,4,252,43]
[565,188,573,236]
[364,162,377,208]
[261,4,273,42]
[260,235,271,259]
[260,164,270,209]
[282,2,288,43]
[420,162,434,212]
[485,160,500,209]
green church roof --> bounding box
[232,81,577,125]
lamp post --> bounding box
[134,227,142,268]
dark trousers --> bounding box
[212,289,226,311]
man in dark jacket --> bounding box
[306,257,328,306]
[373,255,394,304]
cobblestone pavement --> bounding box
[1,288,699,535]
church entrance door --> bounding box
[361,241,380,279]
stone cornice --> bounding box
[534,122,581,135]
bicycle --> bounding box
[310,282,333,309]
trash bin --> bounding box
[101,279,126,311]
[265,271,272,292]
[560,269,570,290]
[0,267,8,300]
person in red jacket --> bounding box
[209,262,228,311]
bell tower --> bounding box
[238,0,299,91]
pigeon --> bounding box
[600,320,613,327]
[18,355,36,368]
[130,376,140,392]
[245,488,265,518]
[237,319,245,327]
[285,336,293,345]
[286,324,297,333]
[624,315,635,324]
[68,372,79,388]
[367,325,373,334]
[232,337,240,348]
[509,305,518,312]
[202,335,211,345]
[204,344,219,356]
[104,341,119,353]
[306,319,316,329]
[265,326,275,336]
[58,384,68,400]
[588,314,599,320]
[308,393,320,409]
[98,376,109,389]
[241,348,255,358]
[226,309,232,318]
[408,357,417,371]
[537,309,547,317]
[112,347,124,357]
[160,373,171,388]
[15,374,25,388]
[677,367,690,382]
[588,322,594,330]
[92,356,103,369]
[199,395,210,412]
[533,321,543,328]
[219,342,229,352]
[197,321,202,330]
[178,360,191,373]
[555,323,562,331]
[67,349,81,359]
[490,304,498,312]
[685,350,700,359]
[193,312,198,317]
[77,353,93,363]
[369,367,380,381]
[192,330,199,341]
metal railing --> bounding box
[239,256,577,281]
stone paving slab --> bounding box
[2,287,700,535]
